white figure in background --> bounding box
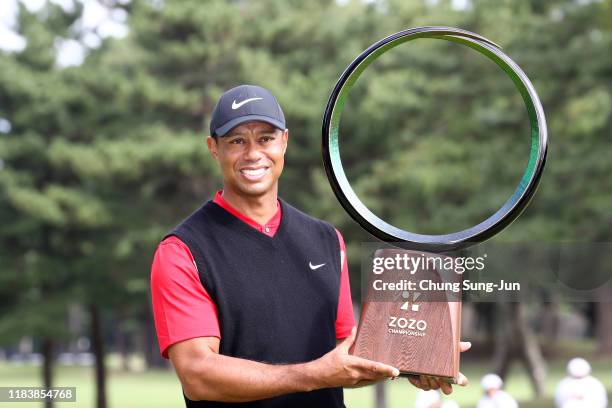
[414,389,460,408]
[415,389,441,408]
[476,374,518,408]
[555,357,607,408]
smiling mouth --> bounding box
[239,167,270,181]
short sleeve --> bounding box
[335,229,355,339]
[150,236,220,359]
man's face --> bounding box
[207,121,288,198]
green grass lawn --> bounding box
[0,356,610,408]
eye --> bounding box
[260,135,275,143]
[229,137,245,144]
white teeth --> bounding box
[241,168,267,177]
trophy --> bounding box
[321,27,548,382]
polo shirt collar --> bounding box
[213,190,281,236]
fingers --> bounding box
[338,326,357,352]
[440,380,453,395]
[407,371,469,393]
[459,341,472,352]
[351,357,399,379]
[416,375,430,390]
[364,360,400,379]
[425,375,439,390]
[377,362,400,378]
[456,372,469,386]
[414,375,438,391]
[339,358,399,387]
[408,374,428,392]
[408,375,420,388]
[409,375,450,393]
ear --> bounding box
[206,136,219,160]
[282,129,289,154]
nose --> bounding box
[243,139,263,162]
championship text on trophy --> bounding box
[321,27,548,382]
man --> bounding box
[151,84,469,407]
[554,358,607,408]
[476,374,518,408]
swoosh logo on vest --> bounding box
[232,97,263,110]
[309,262,326,270]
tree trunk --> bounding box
[513,303,546,396]
[540,300,560,341]
[374,381,386,408]
[493,303,513,379]
[475,302,496,344]
[41,337,54,408]
[116,310,130,371]
[493,303,546,397]
[90,304,107,408]
[596,300,612,355]
[144,306,165,369]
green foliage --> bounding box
[0,0,611,350]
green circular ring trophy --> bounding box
[322,26,547,252]
[322,26,547,382]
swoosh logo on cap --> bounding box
[232,97,263,110]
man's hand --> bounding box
[169,329,469,401]
[308,326,400,388]
[407,341,471,395]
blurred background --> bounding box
[0,0,611,407]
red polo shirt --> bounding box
[151,191,355,358]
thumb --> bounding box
[338,326,357,352]
[456,372,469,386]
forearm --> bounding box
[180,352,323,402]
[171,328,399,402]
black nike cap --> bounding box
[209,85,286,137]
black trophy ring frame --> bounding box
[322,26,547,252]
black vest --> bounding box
[166,199,345,408]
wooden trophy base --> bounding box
[349,249,462,382]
